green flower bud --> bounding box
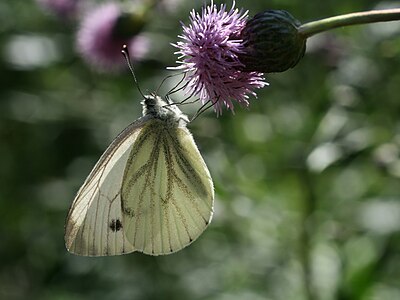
[113,10,148,39]
[239,10,306,73]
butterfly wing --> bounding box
[65,117,151,256]
[121,120,214,255]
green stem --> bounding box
[298,8,400,38]
[298,167,317,300]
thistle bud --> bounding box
[113,10,147,39]
[77,3,150,71]
[239,10,306,73]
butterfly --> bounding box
[65,94,214,256]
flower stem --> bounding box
[298,8,400,38]
[298,166,317,300]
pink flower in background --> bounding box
[172,1,267,114]
[77,3,149,71]
[37,0,79,19]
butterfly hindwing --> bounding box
[121,119,214,255]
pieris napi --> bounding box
[65,93,214,256]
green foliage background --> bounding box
[1,0,400,299]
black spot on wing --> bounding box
[110,219,123,232]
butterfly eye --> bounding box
[144,96,154,105]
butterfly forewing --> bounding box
[65,121,145,256]
[121,120,214,255]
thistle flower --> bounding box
[37,0,79,19]
[77,3,149,71]
[172,1,267,114]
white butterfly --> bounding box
[65,94,214,256]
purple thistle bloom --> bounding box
[172,1,267,114]
[77,3,149,72]
[37,0,79,19]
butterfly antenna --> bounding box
[121,44,146,99]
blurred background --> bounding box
[1,0,400,299]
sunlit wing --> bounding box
[65,118,149,256]
[122,120,214,255]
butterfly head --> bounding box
[141,94,189,126]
